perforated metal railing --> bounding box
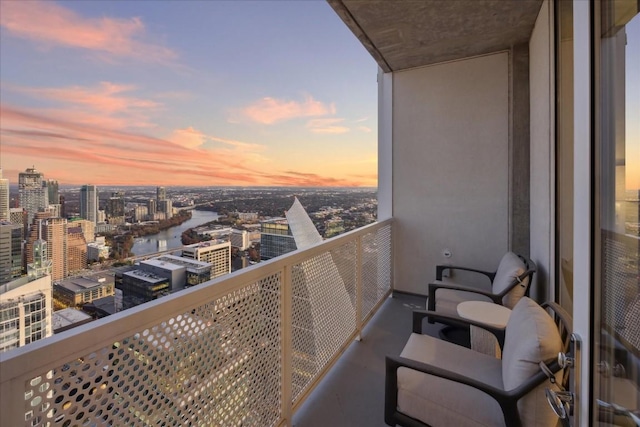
[0,219,392,427]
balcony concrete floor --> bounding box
[293,293,467,427]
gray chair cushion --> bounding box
[502,297,563,427]
[491,252,527,308]
[398,333,506,427]
[433,282,493,316]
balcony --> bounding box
[1,219,408,427]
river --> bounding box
[131,210,219,257]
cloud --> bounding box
[170,127,207,149]
[0,104,274,186]
[357,126,372,133]
[208,135,266,152]
[354,117,369,123]
[0,0,176,63]
[6,81,162,130]
[15,82,159,115]
[262,171,362,187]
[236,95,335,124]
[306,118,350,134]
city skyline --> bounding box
[0,1,378,187]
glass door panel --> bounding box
[556,0,574,315]
[596,1,640,424]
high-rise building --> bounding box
[181,240,231,279]
[106,192,125,224]
[46,179,59,204]
[19,167,47,226]
[156,186,166,202]
[0,221,23,284]
[69,219,95,244]
[59,195,66,218]
[79,185,98,224]
[147,198,157,216]
[67,226,87,275]
[260,218,297,260]
[230,229,250,251]
[43,218,68,281]
[0,169,9,220]
[45,204,61,218]
[25,213,52,267]
[0,275,53,353]
[134,205,148,222]
[158,199,172,219]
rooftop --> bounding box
[123,269,167,283]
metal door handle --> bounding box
[545,388,574,419]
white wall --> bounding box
[392,53,509,294]
[529,0,554,302]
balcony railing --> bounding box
[0,219,393,427]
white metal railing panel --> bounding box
[290,240,357,403]
[361,224,392,321]
[0,219,392,427]
[22,273,283,427]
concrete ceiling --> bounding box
[328,0,544,72]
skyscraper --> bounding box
[19,167,47,226]
[158,199,173,219]
[0,275,53,353]
[157,186,166,202]
[80,185,98,224]
[0,221,24,285]
[147,198,157,217]
[43,217,68,281]
[46,179,59,204]
[259,218,297,260]
[0,169,9,220]
[106,192,125,224]
[67,226,87,275]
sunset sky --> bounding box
[0,1,378,187]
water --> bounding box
[131,210,219,256]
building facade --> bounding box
[19,167,47,226]
[181,240,231,279]
[53,272,115,308]
[0,221,23,285]
[260,218,297,261]
[79,185,98,224]
[0,169,9,221]
[0,275,53,353]
[43,217,67,281]
[230,229,250,251]
[66,226,87,275]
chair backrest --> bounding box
[502,298,572,427]
[492,252,535,308]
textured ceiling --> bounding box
[328,0,543,72]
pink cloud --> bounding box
[357,126,372,133]
[0,1,176,63]
[238,95,335,124]
[208,135,266,152]
[306,118,350,134]
[170,127,207,149]
[14,82,160,118]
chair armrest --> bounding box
[436,264,496,281]
[428,281,503,305]
[385,355,522,427]
[412,310,506,348]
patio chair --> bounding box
[427,252,535,323]
[385,297,572,427]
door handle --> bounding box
[545,388,573,424]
